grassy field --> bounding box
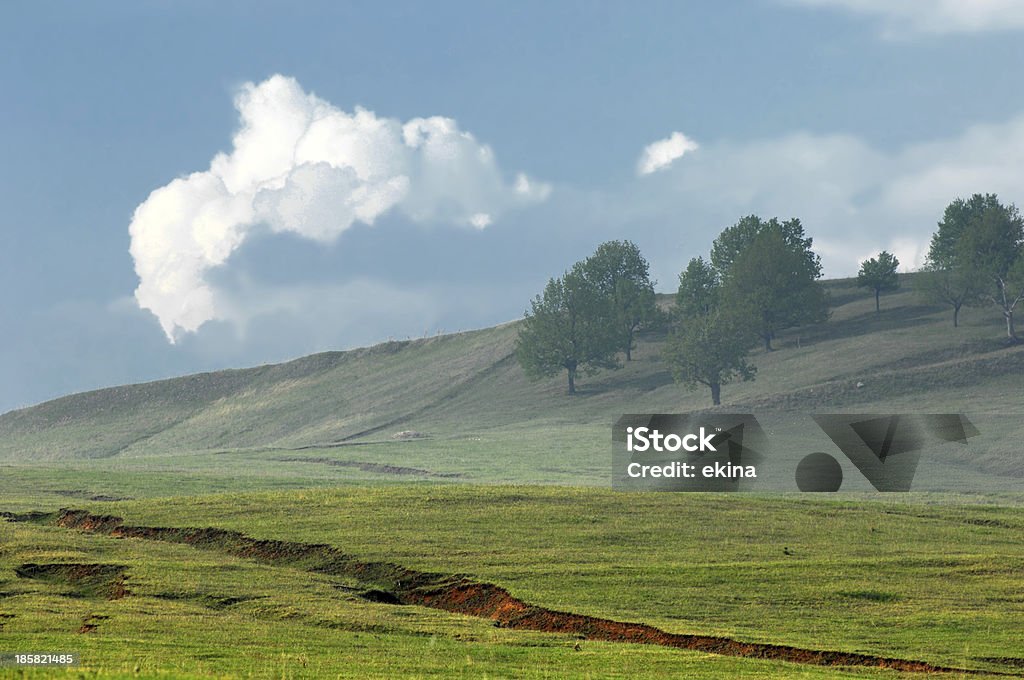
[1,488,1022,678]
[0,275,1022,677]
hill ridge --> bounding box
[2,277,1021,462]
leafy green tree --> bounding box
[664,311,756,406]
[719,225,829,351]
[711,215,821,278]
[923,194,1020,329]
[665,258,755,406]
[954,199,1024,342]
[917,261,981,328]
[857,251,900,313]
[515,265,621,394]
[580,240,658,361]
[674,256,718,318]
[928,194,1006,268]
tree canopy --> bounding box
[857,251,900,313]
[515,265,621,395]
[711,215,821,278]
[665,257,756,406]
[928,194,1006,268]
[953,198,1024,341]
[718,222,828,351]
[917,262,980,328]
[921,195,1010,327]
[922,194,1024,340]
[580,240,658,361]
[674,256,718,319]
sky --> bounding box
[3,0,1024,412]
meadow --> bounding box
[0,276,1021,678]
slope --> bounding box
[0,276,1021,465]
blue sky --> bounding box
[3,0,1024,411]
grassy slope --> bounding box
[2,276,1023,462]
[0,275,1021,503]
[0,276,1022,678]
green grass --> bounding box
[0,275,1022,677]
[1,487,1022,677]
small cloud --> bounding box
[469,213,492,228]
[515,172,552,200]
[637,131,699,176]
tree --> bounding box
[857,251,900,313]
[917,261,981,328]
[674,256,718,318]
[923,194,1024,333]
[580,240,658,361]
[515,265,621,394]
[954,199,1024,342]
[665,258,756,406]
[664,311,756,406]
[711,215,821,278]
[928,194,1006,268]
[719,224,829,351]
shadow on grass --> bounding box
[782,305,941,348]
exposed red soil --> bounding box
[45,509,1003,675]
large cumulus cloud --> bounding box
[129,74,549,342]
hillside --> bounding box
[2,279,1023,679]
[1,276,1022,466]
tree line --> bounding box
[516,193,1024,405]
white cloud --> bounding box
[128,74,549,343]
[786,0,1024,36]
[636,131,699,176]
[515,172,552,200]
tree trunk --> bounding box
[995,278,1019,343]
[710,382,721,406]
[875,289,881,313]
[762,333,773,352]
[625,329,633,361]
[953,303,961,328]
[566,365,577,395]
